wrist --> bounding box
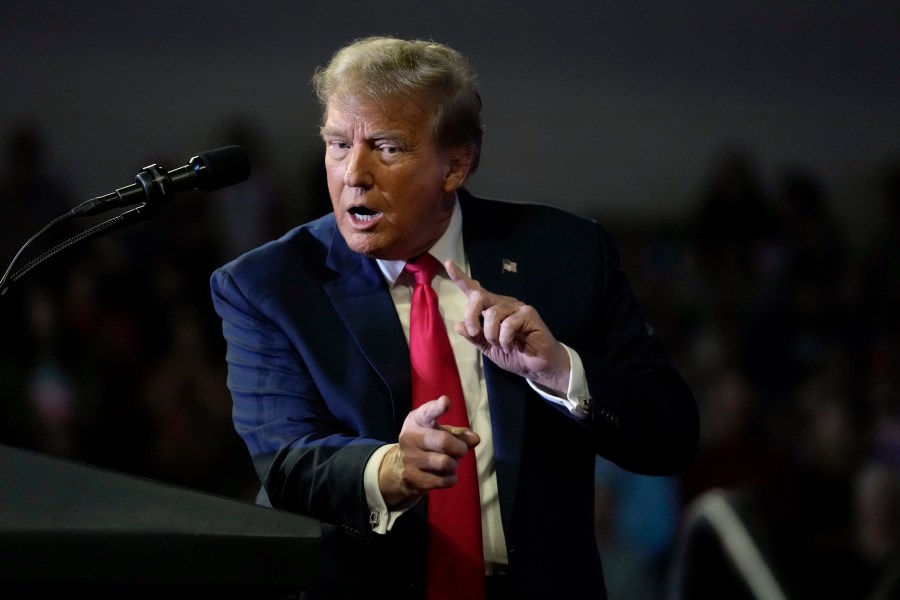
[378,445,419,510]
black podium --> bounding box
[0,444,320,597]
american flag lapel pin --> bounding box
[501,259,517,274]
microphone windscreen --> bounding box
[193,145,251,191]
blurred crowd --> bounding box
[595,146,900,599]
[1,120,898,599]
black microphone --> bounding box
[71,145,251,217]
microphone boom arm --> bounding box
[0,203,161,297]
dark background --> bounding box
[2,3,900,599]
[2,2,898,235]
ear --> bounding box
[442,144,475,193]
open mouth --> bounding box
[349,206,381,223]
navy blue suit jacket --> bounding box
[210,189,698,599]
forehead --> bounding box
[322,95,433,137]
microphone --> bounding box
[71,145,251,217]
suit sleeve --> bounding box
[210,266,380,539]
[574,224,699,476]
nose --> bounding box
[343,146,374,188]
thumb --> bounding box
[414,395,452,428]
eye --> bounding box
[325,139,350,157]
[378,143,400,156]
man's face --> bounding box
[321,96,467,260]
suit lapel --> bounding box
[324,232,411,434]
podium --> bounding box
[0,444,320,597]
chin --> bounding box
[342,231,384,258]
[339,225,413,260]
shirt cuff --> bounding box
[527,344,592,419]
[364,443,416,533]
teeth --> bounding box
[354,213,376,222]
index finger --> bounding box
[440,424,481,449]
[445,259,475,294]
[444,260,485,336]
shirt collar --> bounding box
[376,195,464,286]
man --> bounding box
[210,36,698,599]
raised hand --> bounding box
[445,259,571,397]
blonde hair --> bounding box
[312,36,484,172]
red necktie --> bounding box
[404,253,485,600]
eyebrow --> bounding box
[319,125,344,138]
[319,125,407,142]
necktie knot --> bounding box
[404,253,443,287]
